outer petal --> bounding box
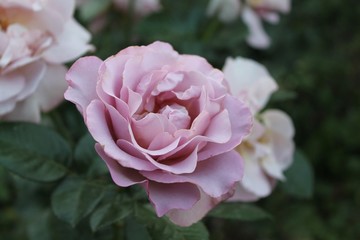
[223,56,278,112]
[64,56,103,114]
[262,109,295,138]
[2,94,41,122]
[239,152,272,197]
[147,182,200,217]
[141,150,244,199]
[241,7,271,49]
[95,143,146,187]
[167,188,235,226]
[43,19,93,64]
[86,100,156,171]
[33,64,68,112]
[262,109,295,170]
[198,95,252,160]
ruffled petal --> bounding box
[65,56,103,114]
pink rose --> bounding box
[0,0,92,122]
[65,41,252,226]
[223,57,295,201]
[113,0,161,17]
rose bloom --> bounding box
[65,41,252,226]
[207,0,291,49]
[0,0,92,122]
[223,56,295,201]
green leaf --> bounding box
[176,222,209,240]
[90,198,132,231]
[135,205,209,240]
[125,217,152,240]
[208,203,271,221]
[74,133,108,177]
[0,122,70,182]
[281,150,314,198]
[27,210,80,240]
[51,177,105,227]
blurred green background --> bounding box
[1,0,359,239]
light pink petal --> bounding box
[85,100,156,171]
[262,109,295,170]
[47,0,75,20]
[43,19,93,64]
[33,64,67,112]
[65,56,103,114]
[167,188,234,226]
[198,95,252,160]
[137,144,199,175]
[0,73,25,102]
[246,119,266,142]
[14,60,46,101]
[241,7,271,49]
[241,154,272,197]
[204,109,231,143]
[130,113,168,148]
[227,183,260,202]
[147,182,200,217]
[223,56,278,112]
[95,143,146,187]
[141,150,243,198]
[262,109,295,138]
[261,153,285,180]
[2,95,41,122]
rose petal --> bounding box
[198,95,252,160]
[147,182,200,217]
[34,64,67,111]
[141,150,243,198]
[167,188,234,226]
[65,56,102,114]
[43,19,93,64]
[241,7,271,49]
[95,143,146,187]
[86,100,156,171]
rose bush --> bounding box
[207,0,291,49]
[0,0,92,122]
[223,57,295,201]
[65,41,252,226]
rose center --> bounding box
[159,104,191,129]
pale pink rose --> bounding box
[0,0,92,122]
[207,0,291,49]
[65,41,252,226]
[113,0,161,17]
[223,56,295,201]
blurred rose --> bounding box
[223,56,295,201]
[0,0,92,122]
[207,0,291,49]
[114,0,161,17]
[65,41,252,226]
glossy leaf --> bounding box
[208,203,271,221]
[51,177,105,227]
[281,150,314,198]
[0,122,69,182]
